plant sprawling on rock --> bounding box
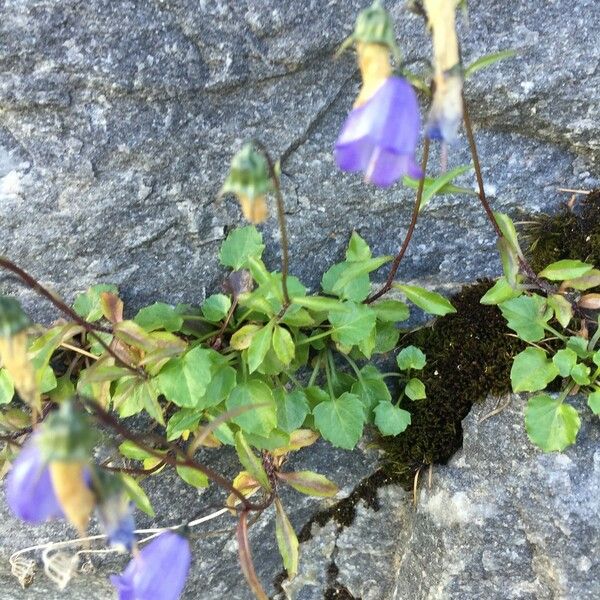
[0,2,597,599]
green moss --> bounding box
[378,280,524,487]
[524,189,600,273]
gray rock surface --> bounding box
[0,0,598,321]
[0,439,378,599]
[0,1,599,599]
[282,395,599,600]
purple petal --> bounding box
[334,76,422,187]
[111,532,191,600]
[364,149,423,188]
[5,435,63,523]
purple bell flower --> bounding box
[5,434,63,523]
[110,531,192,600]
[335,76,422,188]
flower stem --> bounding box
[251,140,290,307]
[367,137,431,303]
[0,257,144,378]
[461,93,503,239]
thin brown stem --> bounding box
[0,257,144,378]
[0,258,112,334]
[81,396,270,511]
[237,511,269,600]
[251,140,290,307]
[461,93,502,239]
[367,138,431,303]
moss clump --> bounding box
[524,189,600,273]
[379,280,524,486]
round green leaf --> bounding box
[313,392,364,450]
[272,326,295,366]
[405,378,426,400]
[525,395,580,451]
[539,260,594,281]
[201,294,232,322]
[587,391,600,415]
[226,380,277,437]
[374,401,411,436]
[511,348,558,393]
[396,346,426,371]
[0,369,15,405]
[219,226,264,270]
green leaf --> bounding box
[373,321,400,354]
[277,471,339,497]
[351,366,391,420]
[402,167,477,208]
[113,377,164,424]
[226,380,277,436]
[480,277,522,305]
[345,232,371,262]
[374,401,411,436]
[552,348,578,378]
[0,370,14,405]
[497,237,520,286]
[567,336,590,358]
[321,262,371,303]
[418,165,473,211]
[203,364,236,407]
[396,346,426,371]
[166,409,202,441]
[499,295,549,342]
[230,324,262,350]
[201,294,232,322]
[157,347,214,408]
[292,296,346,313]
[405,378,426,400]
[395,284,456,316]
[121,474,155,516]
[235,431,271,490]
[275,389,309,433]
[525,394,580,451]
[587,391,600,415]
[243,428,290,450]
[329,303,377,347]
[313,392,364,449]
[248,321,274,373]
[372,300,410,322]
[275,498,299,579]
[494,212,523,258]
[464,49,517,78]
[547,294,573,329]
[511,348,558,392]
[272,326,295,366]
[539,260,594,281]
[562,269,600,291]
[176,465,209,489]
[219,226,264,270]
[570,363,591,386]
[73,284,118,322]
[134,302,183,332]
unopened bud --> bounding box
[222,144,272,224]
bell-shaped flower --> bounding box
[97,492,136,553]
[335,76,422,187]
[424,0,463,143]
[5,434,63,523]
[110,531,192,600]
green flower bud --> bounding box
[354,1,398,50]
[38,400,98,462]
[222,143,272,202]
[0,296,31,338]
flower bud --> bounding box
[38,400,98,462]
[0,297,37,408]
[222,143,272,224]
[354,1,398,52]
[424,0,463,143]
[0,296,31,338]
